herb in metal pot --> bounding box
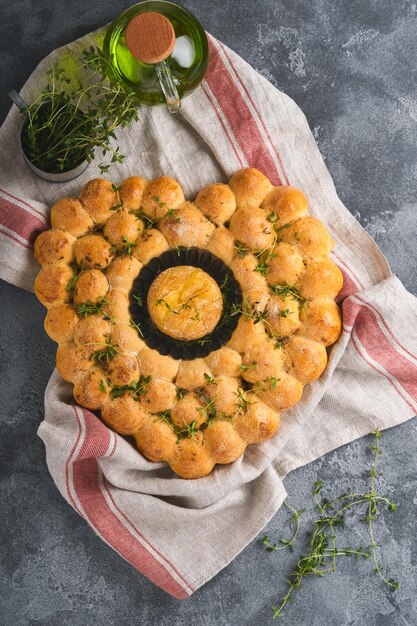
[21,46,138,174]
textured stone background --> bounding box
[1,1,416,624]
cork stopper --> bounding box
[125,12,176,65]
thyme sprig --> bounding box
[261,430,399,619]
[110,375,151,400]
[77,297,107,317]
[90,334,118,365]
[22,46,139,174]
[157,411,199,442]
[118,237,136,256]
[261,503,305,553]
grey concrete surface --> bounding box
[1,1,417,625]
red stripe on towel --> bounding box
[216,39,290,185]
[351,332,417,414]
[0,187,48,222]
[0,226,32,250]
[355,307,417,406]
[205,38,282,185]
[355,295,417,366]
[0,195,45,243]
[69,407,190,599]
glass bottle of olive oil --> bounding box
[103,1,209,111]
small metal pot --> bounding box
[9,90,89,183]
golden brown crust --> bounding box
[261,186,308,224]
[240,340,282,383]
[257,373,303,411]
[266,294,301,338]
[229,207,275,253]
[120,176,146,210]
[34,167,343,479]
[170,393,206,428]
[108,353,140,386]
[34,229,76,266]
[132,228,169,264]
[266,242,304,287]
[111,324,145,353]
[73,317,111,351]
[195,183,237,225]
[175,358,212,391]
[44,303,79,343]
[139,378,177,413]
[137,347,180,381]
[204,347,242,377]
[79,178,118,224]
[298,258,343,300]
[298,298,342,346]
[204,420,246,464]
[280,216,334,259]
[141,177,185,221]
[56,341,92,382]
[73,269,109,306]
[169,435,214,479]
[102,289,131,324]
[101,395,148,435]
[50,198,93,237]
[228,167,273,210]
[34,263,73,308]
[103,210,143,247]
[206,226,236,265]
[234,395,280,444]
[73,367,108,410]
[73,234,113,269]
[159,202,215,248]
[134,416,177,462]
[284,335,327,383]
[106,256,142,292]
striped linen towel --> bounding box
[1,31,416,599]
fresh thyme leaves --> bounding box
[110,375,151,400]
[272,283,305,304]
[261,503,305,553]
[231,302,269,325]
[130,210,155,230]
[204,373,217,385]
[268,376,280,390]
[157,411,199,442]
[99,379,107,393]
[77,297,107,317]
[66,272,80,291]
[176,388,186,400]
[278,308,291,318]
[197,337,212,346]
[110,185,124,210]
[22,46,138,174]
[119,237,136,256]
[240,362,258,372]
[234,241,250,258]
[90,334,118,365]
[129,319,143,337]
[255,261,269,277]
[132,293,143,307]
[156,298,192,315]
[236,388,253,413]
[196,394,217,425]
[262,430,399,619]
[267,211,278,224]
[273,222,291,237]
